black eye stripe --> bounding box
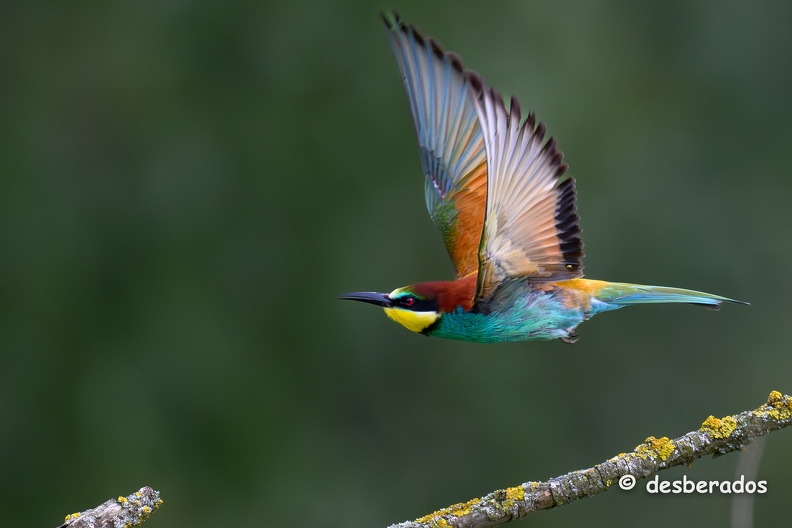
[394,295,439,312]
[396,296,415,307]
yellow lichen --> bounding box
[700,415,737,439]
[495,491,515,511]
[415,511,444,524]
[505,485,524,501]
[415,498,480,524]
[117,496,128,504]
[757,391,792,421]
[64,513,81,522]
[449,498,479,517]
[642,436,676,460]
[412,514,452,528]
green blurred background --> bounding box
[1,1,790,526]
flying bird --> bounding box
[340,12,746,343]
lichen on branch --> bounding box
[388,391,792,528]
[57,486,162,528]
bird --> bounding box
[339,12,747,344]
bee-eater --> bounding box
[340,12,747,344]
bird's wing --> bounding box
[383,12,487,279]
[467,74,585,300]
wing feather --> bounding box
[383,13,487,279]
[467,74,585,299]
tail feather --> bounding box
[595,283,749,311]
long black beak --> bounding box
[338,291,393,307]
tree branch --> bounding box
[57,486,162,528]
[388,391,792,528]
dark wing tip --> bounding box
[466,70,485,98]
[510,95,521,123]
[427,36,446,60]
[554,177,585,268]
[490,86,502,103]
[535,121,547,142]
[410,25,426,46]
[381,10,401,30]
[447,51,465,73]
[526,111,536,129]
[486,87,510,121]
[386,12,472,80]
[549,150,565,169]
[383,10,427,49]
[466,70,487,107]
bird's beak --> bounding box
[338,292,393,307]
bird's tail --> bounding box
[593,282,748,311]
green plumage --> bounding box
[426,280,747,343]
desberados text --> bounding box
[646,475,767,494]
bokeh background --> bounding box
[1,1,791,527]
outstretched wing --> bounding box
[383,12,487,279]
[467,74,585,300]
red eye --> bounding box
[403,297,415,307]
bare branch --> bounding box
[57,486,162,528]
[388,391,792,528]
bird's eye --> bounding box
[403,296,416,307]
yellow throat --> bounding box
[383,307,439,333]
